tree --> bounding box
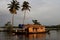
[8,0,20,26]
[21,1,31,24]
[5,21,12,32]
[32,20,41,25]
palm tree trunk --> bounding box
[12,14,14,26]
[23,10,26,24]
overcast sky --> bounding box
[0,0,60,26]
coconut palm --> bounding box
[8,0,20,26]
[32,20,41,25]
[21,1,31,24]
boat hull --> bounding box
[12,30,49,35]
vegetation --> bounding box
[8,0,20,26]
[45,25,60,28]
[21,1,31,24]
[5,21,12,32]
[45,25,60,30]
[32,20,41,25]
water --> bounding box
[0,30,60,40]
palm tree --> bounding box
[8,0,20,26]
[21,1,31,24]
[32,20,41,25]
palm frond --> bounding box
[21,1,31,11]
[8,0,20,14]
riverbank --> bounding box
[0,27,60,32]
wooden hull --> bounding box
[12,30,49,35]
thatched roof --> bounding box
[24,24,45,29]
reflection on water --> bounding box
[0,30,60,40]
[14,33,46,40]
[27,34,46,40]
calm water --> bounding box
[0,30,60,40]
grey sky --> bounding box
[0,0,60,26]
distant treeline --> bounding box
[0,26,18,28]
[0,25,60,28]
[45,25,60,28]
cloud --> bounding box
[0,0,60,26]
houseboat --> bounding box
[13,24,48,34]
